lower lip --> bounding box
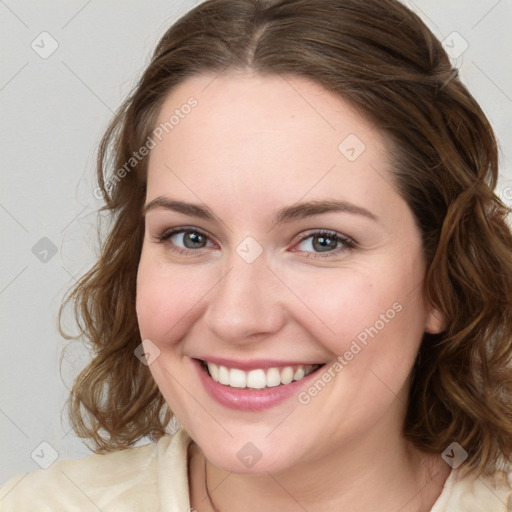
[193,359,324,411]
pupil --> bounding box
[184,232,205,248]
[313,235,337,252]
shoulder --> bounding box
[432,464,512,512]
[0,431,188,511]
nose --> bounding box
[204,254,287,344]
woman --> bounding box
[1,0,511,510]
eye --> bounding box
[157,227,215,253]
[293,230,355,256]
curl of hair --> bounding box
[60,0,512,474]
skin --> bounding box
[136,71,449,511]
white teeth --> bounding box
[207,362,219,382]
[293,367,305,380]
[246,369,267,389]
[229,368,246,388]
[266,368,281,387]
[218,365,230,385]
[280,366,294,385]
[204,361,320,389]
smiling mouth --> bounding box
[198,360,325,390]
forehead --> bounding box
[151,71,381,160]
[146,72,400,222]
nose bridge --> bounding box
[205,251,284,341]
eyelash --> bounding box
[293,229,356,258]
[156,227,357,258]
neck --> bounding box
[191,428,450,512]
[191,436,450,512]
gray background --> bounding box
[1,0,511,483]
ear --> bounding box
[425,307,446,334]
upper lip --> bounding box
[194,356,326,371]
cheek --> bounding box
[278,256,427,382]
[135,251,210,346]
[277,261,417,348]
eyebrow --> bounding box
[272,199,378,224]
[143,197,216,220]
[143,197,378,224]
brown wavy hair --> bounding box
[60,0,512,476]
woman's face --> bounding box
[136,72,443,473]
